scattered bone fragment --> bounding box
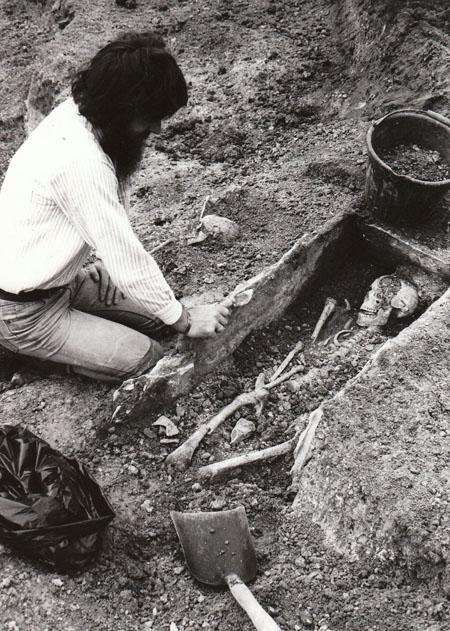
[153,415,179,437]
[230,419,256,445]
[311,297,337,342]
[197,436,297,480]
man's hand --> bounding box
[87,260,126,306]
[173,298,232,338]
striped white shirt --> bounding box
[0,98,182,325]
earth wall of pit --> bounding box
[331,0,450,114]
[292,288,450,593]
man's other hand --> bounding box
[87,260,126,306]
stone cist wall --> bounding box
[292,288,450,592]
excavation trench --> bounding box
[112,212,449,426]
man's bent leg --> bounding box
[58,309,164,382]
[0,291,163,383]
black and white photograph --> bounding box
[0,1,449,629]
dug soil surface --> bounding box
[0,1,449,630]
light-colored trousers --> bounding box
[0,270,166,383]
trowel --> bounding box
[170,507,281,630]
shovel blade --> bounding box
[171,507,257,587]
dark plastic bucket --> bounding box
[365,109,450,224]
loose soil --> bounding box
[381,144,450,182]
[0,1,449,630]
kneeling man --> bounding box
[0,32,229,382]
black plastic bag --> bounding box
[0,425,115,571]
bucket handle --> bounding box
[425,110,450,128]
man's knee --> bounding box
[125,338,164,379]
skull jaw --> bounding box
[357,306,392,328]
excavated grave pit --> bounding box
[112,212,449,426]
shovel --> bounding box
[171,507,281,630]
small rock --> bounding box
[1,578,11,588]
[294,556,305,568]
[176,405,186,418]
[153,415,179,437]
[173,566,184,575]
[192,482,202,492]
[299,609,314,627]
[127,464,139,475]
[141,499,153,514]
[119,589,134,600]
[10,372,24,388]
[51,578,63,588]
[211,498,226,510]
[201,214,240,242]
[230,418,256,445]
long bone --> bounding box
[270,341,304,382]
[165,364,304,470]
[197,406,324,481]
[197,326,378,481]
[290,405,323,477]
[311,297,337,342]
[197,436,297,480]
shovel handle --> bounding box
[226,574,282,631]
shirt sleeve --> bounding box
[49,156,183,325]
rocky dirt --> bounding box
[0,1,449,630]
[381,144,450,182]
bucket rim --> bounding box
[366,109,450,186]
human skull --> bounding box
[357,275,419,328]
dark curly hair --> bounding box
[71,31,188,130]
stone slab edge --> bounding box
[292,285,450,587]
[111,212,352,423]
